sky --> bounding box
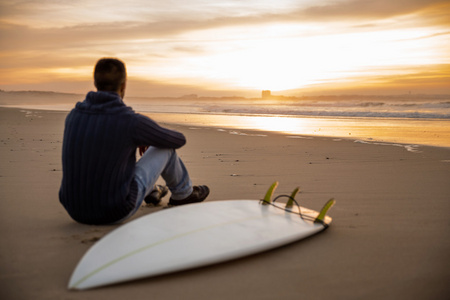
[0,0,449,97]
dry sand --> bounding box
[1,107,449,299]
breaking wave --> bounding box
[199,100,450,119]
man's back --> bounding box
[59,91,138,224]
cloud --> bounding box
[290,64,450,95]
[0,18,230,53]
[2,0,448,54]
[297,0,449,20]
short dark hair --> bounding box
[94,58,127,92]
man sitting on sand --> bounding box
[59,58,209,225]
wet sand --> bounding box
[1,107,449,299]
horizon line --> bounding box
[1,89,450,99]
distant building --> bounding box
[262,90,271,99]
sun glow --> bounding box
[242,116,310,134]
[137,24,444,92]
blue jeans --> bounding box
[119,147,193,222]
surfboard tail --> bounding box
[262,182,335,227]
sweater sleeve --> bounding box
[132,113,186,149]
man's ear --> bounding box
[119,81,126,98]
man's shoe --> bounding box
[168,185,210,206]
[144,185,169,206]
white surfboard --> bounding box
[68,182,335,290]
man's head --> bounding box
[94,58,127,98]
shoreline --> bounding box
[1,107,450,299]
[146,112,450,150]
[2,104,450,149]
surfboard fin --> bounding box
[285,187,300,209]
[262,181,278,205]
[314,198,336,226]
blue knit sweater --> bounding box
[59,91,186,224]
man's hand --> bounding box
[138,146,149,156]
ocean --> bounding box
[130,96,450,149]
[135,96,450,120]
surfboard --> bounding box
[68,182,335,290]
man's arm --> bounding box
[133,114,186,150]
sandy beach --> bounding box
[1,106,449,299]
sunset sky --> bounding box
[1,0,449,97]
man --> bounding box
[59,58,209,225]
